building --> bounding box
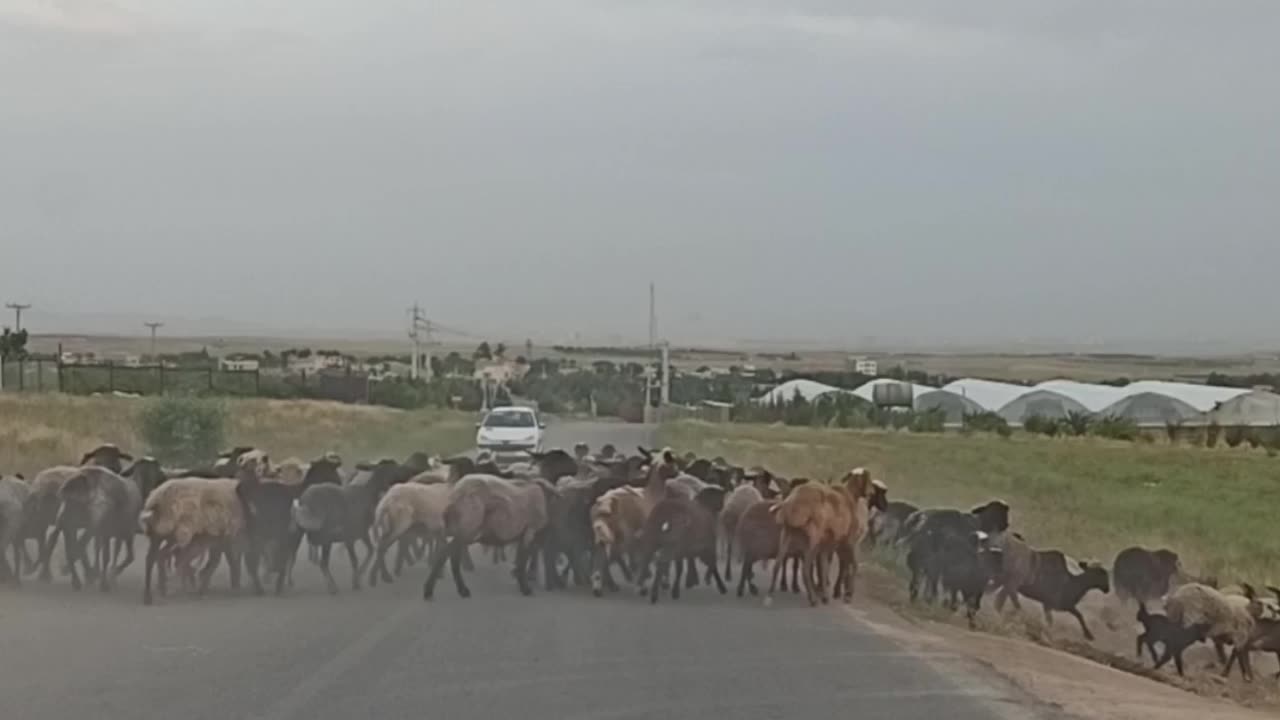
[849,357,878,376]
[474,361,527,384]
[220,358,260,372]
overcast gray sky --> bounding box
[2,1,1278,350]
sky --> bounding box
[2,1,1279,350]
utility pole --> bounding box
[144,322,163,359]
[6,302,31,331]
[407,304,434,381]
[660,341,671,405]
[648,282,656,350]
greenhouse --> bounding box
[913,389,986,425]
[998,389,1090,424]
[1096,392,1203,427]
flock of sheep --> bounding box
[2,440,1279,686]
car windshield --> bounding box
[483,410,535,428]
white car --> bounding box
[475,406,545,455]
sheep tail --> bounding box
[769,495,811,530]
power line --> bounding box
[5,302,31,331]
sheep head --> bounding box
[80,443,133,473]
[1077,561,1111,593]
[840,468,875,500]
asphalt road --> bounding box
[0,421,1046,720]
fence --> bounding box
[0,357,370,404]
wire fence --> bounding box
[0,356,369,403]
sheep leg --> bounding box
[512,538,534,597]
[459,545,475,572]
[9,541,21,587]
[318,542,339,595]
[142,536,162,605]
[684,556,698,589]
[242,543,265,596]
[449,540,472,598]
[36,525,58,581]
[20,540,35,576]
[422,538,453,600]
[346,540,363,591]
[671,554,684,600]
[801,545,822,607]
[790,555,803,594]
[591,543,608,597]
[764,532,792,607]
[197,546,223,595]
[703,552,727,595]
[1213,637,1229,665]
[723,530,733,583]
[649,553,667,605]
[98,533,112,592]
[1064,607,1094,641]
[841,545,856,603]
[275,532,303,595]
[63,526,84,591]
[114,534,136,578]
[736,554,751,598]
[370,536,394,587]
[393,537,410,577]
[227,547,243,592]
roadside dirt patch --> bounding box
[851,563,1280,720]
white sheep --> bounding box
[368,482,451,586]
[0,475,32,585]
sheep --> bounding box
[632,487,728,604]
[138,476,258,605]
[731,500,807,597]
[55,466,143,592]
[27,465,91,582]
[0,475,32,585]
[123,457,169,500]
[233,474,304,595]
[290,460,400,594]
[589,486,646,596]
[908,528,1000,629]
[422,474,554,600]
[992,534,1110,640]
[1225,590,1280,681]
[765,468,878,607]
[1137,602,1210,676]
[1112,546,1185,605]
[80,443,134,474]
[719,482,764,582]
[896,500,1010,545]
[368,482,450,587]
[868,500,918,546]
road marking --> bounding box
[247,601,419,720]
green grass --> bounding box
[0,394,475,476]
[657,422,1280,584]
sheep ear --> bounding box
[119,451,134,462]
[1242,583,1257,600]
[79,451,95,465]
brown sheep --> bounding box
[719,481,766,582]
[992,534,1111,640]
[56,466,143,592]
[422,474,553,599]
[766,468,877,607]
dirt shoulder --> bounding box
[849,565,1277,720]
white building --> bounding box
[851,357,878,375]
[220,358,260,372]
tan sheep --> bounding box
[1166,582,1273,672]
[368,482,451,587]
[27,466,83,582]
[719,483,763,582]
[138,477,258,605]
[589,486,646,596]
[0,475,32,585]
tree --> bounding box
[0,327,30,360]
[474,341,492,361]
[494,342,506,359]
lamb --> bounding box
[992,534,1110,640]
[55,466,143,592]
[1137,602,1210,676]
[1112,547,1185,605]
[422,474,554,599]
[138,476,258,605]
[631,487,728,604]
[0,475,32,585]
[1225,591,1280,681]
[368,482,451,587]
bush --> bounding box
[1092,415,1139,441]
[1206,422,1221,448]
[138,396,227,465]
[964,411,1010,437]
[910,408,946,433]
[1224,426,1247,448]
[1023,414,1059,437]
[1063,411,1093,437]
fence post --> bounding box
[107,361,115,393]
[57,359,64,392]
[37,359,43,391]
[254,369,261,395]
[18,359,24,391]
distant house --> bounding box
[220,358,260,372]
[474,361,526,384]
[851,357,878,376]
[122,354,144,368]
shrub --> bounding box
[1206,422,1221,448]
[1165,420,1182,444]
[1023,414,1059,437]
[1224,426,1247,448]
[1063,411,1093,437]
[910,408,946,433]
[963,411,1010,436]
[1092,415,1139,441]
[138,396,227,465]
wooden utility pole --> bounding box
[5,302,31,330]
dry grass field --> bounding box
[0,394,475,476]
